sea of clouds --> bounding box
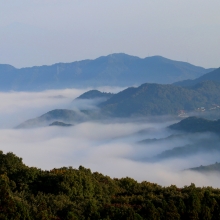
[0,87,220,188]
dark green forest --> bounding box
[1,151,220,220]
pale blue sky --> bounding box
[0,0,219,68]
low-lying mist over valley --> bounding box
[1,85,220,188]
[2,2,220,218]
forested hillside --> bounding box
[16,81,220,128]
[1,151,220,219]
[100,81,220,117]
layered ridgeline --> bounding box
[165,117,220,161]
[138,116,220,163]
[0,53,214,91]
[17,81,220,128]
[146,136,220,162]
[1,150,220,219]
[174,67,220,87]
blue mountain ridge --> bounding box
[0,53,214,91]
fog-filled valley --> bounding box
[2,1,220,218]
[1,87,220,189]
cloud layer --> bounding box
[0,88,220,187]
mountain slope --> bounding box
[99,81,220,117]
[0,54,214,91]
[17,81,220,128]
[174,67,220,87]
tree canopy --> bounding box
[1,151,220,219]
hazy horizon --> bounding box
[0,1,220,68]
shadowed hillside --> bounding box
[169,116,220,133]
[100,81,220,117]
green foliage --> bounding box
[1,151,220,219]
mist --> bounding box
[0,86,123,128]
[0,88,220,188]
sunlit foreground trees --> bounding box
[1,151,220,220]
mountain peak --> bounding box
[0,54,214,91]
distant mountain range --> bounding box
[174,67,220,87]
[0,53,214,91]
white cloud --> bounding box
[0,89,220,188]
